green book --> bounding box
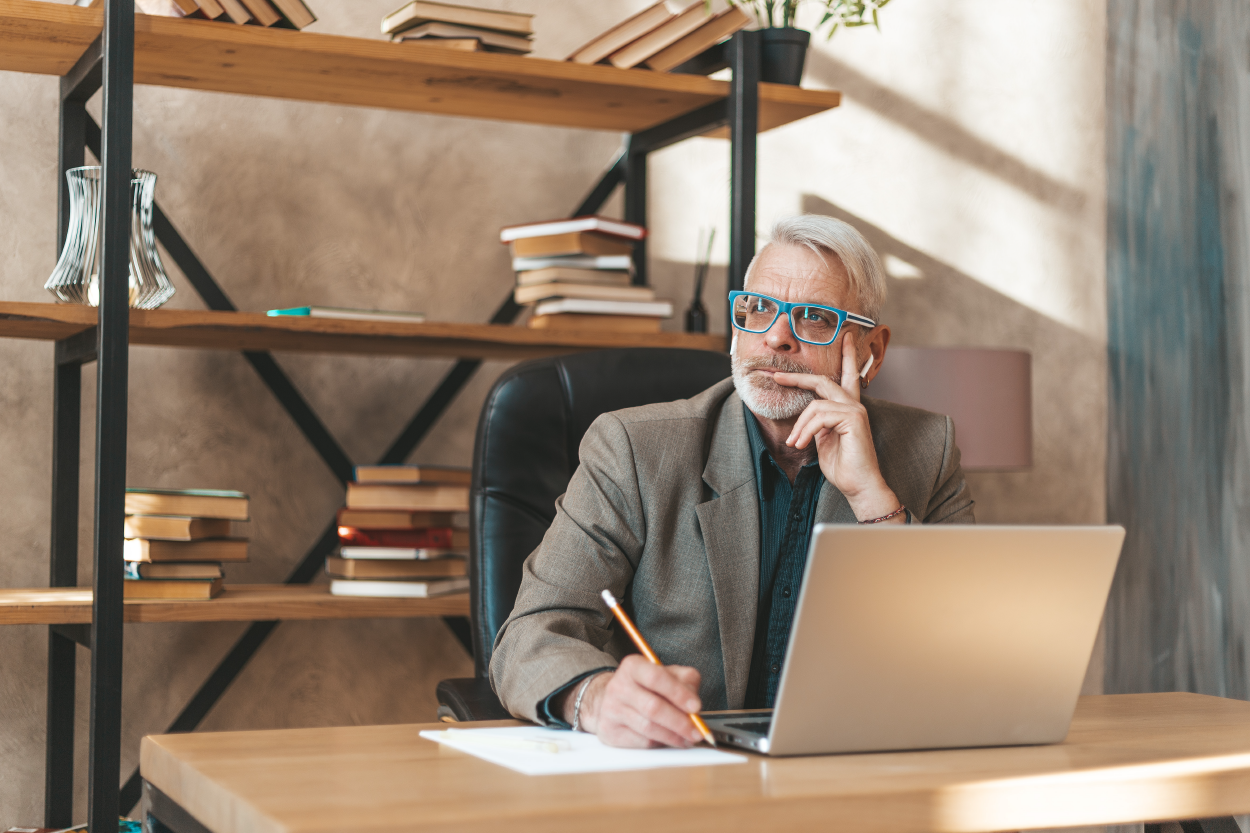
[267,306,426,324]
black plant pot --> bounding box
[759,27,811,86]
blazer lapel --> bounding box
[695,393,760,709]
[815,477,859,525]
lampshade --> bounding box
[869,347,1032,471]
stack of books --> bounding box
[566,0,749,72]
[123,488,250,601]
[132,0,317,30]
[382,0,534,55]
[503,216,672,333]
[329,465,471,598]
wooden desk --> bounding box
[140,692,1250,833]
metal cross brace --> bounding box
[94,126,644,815]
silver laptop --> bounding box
[704,525,1125,756]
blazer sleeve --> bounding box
[488,412,644,723]
[923,415,976,524]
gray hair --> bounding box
[745,215,888,323]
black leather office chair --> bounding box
[435,347,732,721]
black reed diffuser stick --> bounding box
[685,227,715,333]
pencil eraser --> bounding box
[601,589,617,608]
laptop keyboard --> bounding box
[724,720,772,735]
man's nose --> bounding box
[765,312,799,352]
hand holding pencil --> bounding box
[599,589,717,748]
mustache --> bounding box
[735,354,813,374]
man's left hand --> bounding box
[772,336,904,522]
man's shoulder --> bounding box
[606,377,736,429]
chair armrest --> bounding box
[436,677,513,722]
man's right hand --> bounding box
[561,654,705,748]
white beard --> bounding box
[731,346,817,421]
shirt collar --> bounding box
[742,403,823,493]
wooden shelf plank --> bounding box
[0,584,469,624]
[0,0,840,132]
[0,302,725,358]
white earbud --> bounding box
[859,354,875,379]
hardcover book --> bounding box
[337,526,465,549]
[237,0,281,26]
[500,216,646,243]
[123,577,225,600]
[336,508,459,529]
[123,516,233,542]
[644,6,751,72]
[269,0,316,28]
[382,0,533,36]
[125,488,249,520]
[215,0,253,24]
[125,537,249,563]
[533,298,673,318]
[345,483,470,512]
[513,255,632,272]
[511,232,634,259]
[339,546,465,561]
[566,0,684,65]
[391,22,532,53]
[125,562,224,580]
[514,282,656,305]
[194,0,227,18]
[392,35,509,53]
[353,465,471,486]
[325,555,467,580]
[329,577,469,598]
[528,314,662,333]
[515,267,631,287]
[607,1,712,70]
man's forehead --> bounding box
[745,244,851,304]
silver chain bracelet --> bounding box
[570,674,598,732]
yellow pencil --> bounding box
[600,589,717,748]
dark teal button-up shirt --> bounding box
[742,404,826,709]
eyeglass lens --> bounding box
[731,294,842,344]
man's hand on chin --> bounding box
[559,654,705,748]
[772,335,904,523]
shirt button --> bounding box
[791,511,802,522]
[770,663,780,674]
[781,586,792,598]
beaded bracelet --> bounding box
[570,674,598,732]
[859,505,907,524]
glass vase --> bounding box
[45,166,175,310]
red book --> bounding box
[337,526,454,549]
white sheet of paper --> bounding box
[419,726,748,775]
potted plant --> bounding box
[726,0,893,85]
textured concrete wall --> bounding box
[1106,2,1250,700]
[0,0,1106,824]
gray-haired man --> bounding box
[489,215,976,749]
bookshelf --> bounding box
[0,301,725,358]
[0,586,469,625]
[0,1,842,829]
[0,0,839,132]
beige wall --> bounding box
[0,0,1106,823]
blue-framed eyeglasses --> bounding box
[728,291,876,346]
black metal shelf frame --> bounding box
[36,6,760,830]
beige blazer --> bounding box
[489,377,975,721]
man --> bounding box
[490,215,975,749]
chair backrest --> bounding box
[468,347,732,676]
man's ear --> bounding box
[862,325,891,384]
